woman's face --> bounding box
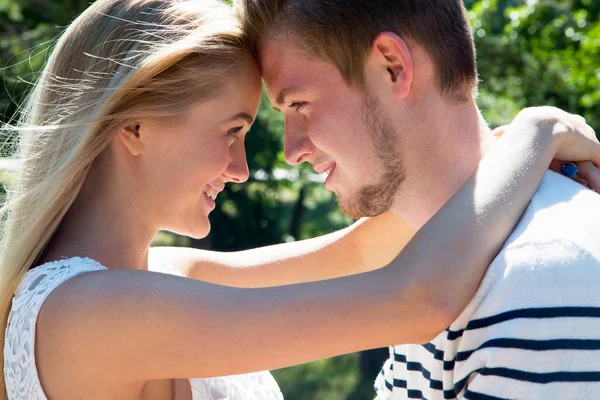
[132,61,262,238]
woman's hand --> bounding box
[493,106,600,191]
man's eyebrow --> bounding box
[228,112,255,125]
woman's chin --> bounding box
[187,223,211,240]
[166,219,211,240]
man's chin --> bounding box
[339,205,364,220]
[337,194,387,220]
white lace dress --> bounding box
[4,257,284,400]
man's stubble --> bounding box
[339,93,406,219]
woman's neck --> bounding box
[40,154,155,271]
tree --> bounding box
[2,1,598,398]
[472,0,600,130]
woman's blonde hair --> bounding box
[0,0,252,396]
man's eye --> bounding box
[290,102,307,112]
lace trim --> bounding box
[189,371,284,400]
[5,257,107,400]
[4,257,283,400]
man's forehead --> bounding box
[259,39,306,98]
[258,38,332,99]
[259,38,302,80]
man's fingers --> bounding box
[549,159,565,174]
[550,160,594,191]
[492,125,507,138]
[575,161,600,192]
[573,176,590,188]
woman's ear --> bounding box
[369,32,414,100]
[117,123,143,156]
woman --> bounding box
[1,0,599,399]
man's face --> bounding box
[259,38,405,219]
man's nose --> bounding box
[284,124,314,166]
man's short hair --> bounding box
[236,0,478,101]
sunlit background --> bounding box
[1,0,599,398]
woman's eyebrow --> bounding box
[226,112,255,124]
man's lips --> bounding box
[313,162,337,190]
[314,162,336,174]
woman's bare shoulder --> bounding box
[34,269,203,397]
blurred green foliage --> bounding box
[1,0,598,399]
[469,0,600,128]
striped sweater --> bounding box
[374,171,600,400]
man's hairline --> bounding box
[256,27,475,105]
[257,34,372,106]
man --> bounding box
[236,0,600,398]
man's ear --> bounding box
[368,32,413,100]
[117,123,143,156]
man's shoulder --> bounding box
[495,171,600,279]
[460,172,600,320]
[531,170,600,214]
[502,170,600,255]
[384,174,600,400]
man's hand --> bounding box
[546,160,600,192]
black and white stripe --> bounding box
[374,172,600,399]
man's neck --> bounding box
[391,101,494,229]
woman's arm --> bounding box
[405,107,599,321]
[39,108,600,389]
[150,211,415,287]
[151,107,598,289]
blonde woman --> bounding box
[1,0,599,399]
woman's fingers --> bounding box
[570,115,600,166]
[571,114,587,125]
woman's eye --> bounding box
[290,102,307,112]
[228,126,243,137]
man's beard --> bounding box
[339,93,405,219]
